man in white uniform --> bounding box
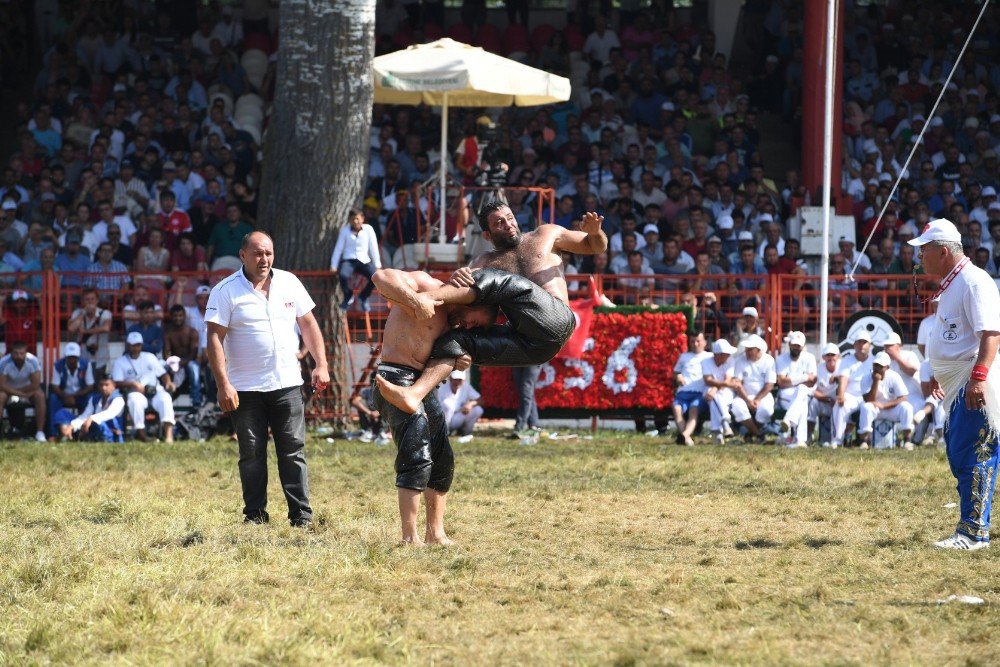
[702,338,739,444]
[909,218,1000,549]
[832,331,874,448]
[731,335,776,441]
[111,331,176,442]
[917,358,945,447]
[858,351,915,450]
[776,331,817,448]
[809,343,842,447]
[436,370,482,443]
[882,331,923,418]
[672,331,712,446]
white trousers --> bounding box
[809,397,834,421]
[707,388,734,432]
[447,406,483,436]
[732,393,775,424]
[920,396,945,431]
[127,388,175,428]
[831,394,862,444]
[859,401,914,434]
[780,386,812,444]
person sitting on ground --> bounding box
[436,369,483,444]
[351,386,389,444]
[858,351,916,450]
[808,343,842,447]
[917,358,945,448]
[0,341,47,441]
[703,338,739,444]
[831,330,874,448]
[731,334,777,442]
[776,331,817,449]
[58,374,126,443]
[111,331,176,442]
[47,342,94,437]
[671,331,712,446]
[163,304,203,408]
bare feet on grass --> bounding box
[375,376,422,414]
[398,535,425,547]
[425,533,455,546]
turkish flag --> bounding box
[557,276,602,359]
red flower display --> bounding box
[479,311,689,411]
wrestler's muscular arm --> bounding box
[372,269,445,319]
[550,211,609,255]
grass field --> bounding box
[2,431,998,665]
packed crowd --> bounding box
[1,1,999,442]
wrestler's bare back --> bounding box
[471,225,570,304]
[379,275,453,370]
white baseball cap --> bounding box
[450,369,466,380]
[742,306,758,318]
[737,231,754,241]
[983,186,997,197]
[743,334,767,351]
[642,224,659,235]
[873,352,891,367]
[196,285,212,295]
[712,339,737,354]
[907,218,962,246]
[853,330,872,343]
[786,331,806,346]
[821,343,840,357]
[716,215,734,230]
[126,331,144,345]
[882,331,902,346]
[758,213,774,223]
[64,342,81,357]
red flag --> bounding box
[557,276,602,359]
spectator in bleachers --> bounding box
[19,246,56,291]
[156,189,193,249]
[0,340,47,442]
[207,201,252,272]
[1,290,38,349]
[111,331,175,443]
[127,301,165,358]
[331,207,381,312]
[84,241,131,295]
[57,374,126,443]
[135,227,170,290]
[163,303,202,408]
[67,287,113,376]
[48,341,94,437]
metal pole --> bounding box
[439,93,448,244]
[819,0,837,348]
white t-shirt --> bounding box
[583,30,621,63]
[185,306,207,351]
[0,353,41,390]
[701,355,734,385]
[839,354,874,396]
[733,353,777,396]
[916,314,934,348]
[674,350,713,393]
[436,381,481,425]
[205,268,316,392]
[861,367,908,403]
[775,351,817,402]
[814,361,841,399]
[111,351,166,387]
[889,349,922,403]
[919,358,934,383]
[927,263,1000,362]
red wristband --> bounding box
[971,365,989,381]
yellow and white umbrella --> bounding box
[372,38,571,244]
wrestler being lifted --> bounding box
[374,202,608,413]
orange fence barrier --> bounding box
[14,269,935,425]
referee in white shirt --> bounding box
[330,208,382,312]
[206,231,330,526]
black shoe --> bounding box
[675,431,684,445]
[506,430,521,440]
[244,510,269,524]
[290,517,312,528]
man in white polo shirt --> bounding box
[776,331,817,449]
[731,335,777,441]
[832,330,874,448]
[112,331,176,442]
[206,231,330,527]
[330,207,382,312]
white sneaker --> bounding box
[722,421,734,437]
[644,429,659,437]
[456,434,474,444]
[358,430,374,443]
[35,430,47,442]
[820,441,832,449]
[715,432,725,445]
[374,436,390,447]
[786,441,807,449]
[933,533,990,550]
[829,441,840,449]
[902,441,915,451]
[858,440,870,450]
[920,436,936,448]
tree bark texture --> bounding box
[259,0,376,425]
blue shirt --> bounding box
[54,252,90,287]
[127,323,164,357]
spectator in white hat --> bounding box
[838,236,871,274]
[776,331,817,448]
[48,341,95,436]
[436,370,482,444]
[809,343,842,447]
[733,306,765,348]
[731,335,776,441]
[859,352,915,450]
[831,330,874,448]
[702,338,739,443]
[671,332,712,446]
[111,331,176,442]
[881,331,923,416]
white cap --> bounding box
[838,235,855,245]
[196,285,212,295]
[64,342,81,357]
[863,139,879,153]
[165,355,181,373]
[712,339,737,354]
[743,334,767,351]
[126,331,144,345]
[1,200,16,210]
[742,306,758,318]
[853,330,871,343]
[786,331,806,346]
[738,230,754,241]
[450,370,466,380]
[990,202,1000,212]
[716,215,734,230]
[821,343,840,357]
[873,352,891,367]
[10,289,29,300]
[642,224,659,235]
[983,186,997,197]
[661,101,676,111]
[930,117,944,127]
[907,218,962,246]
[758,212,774,223]
[883,331,902,346]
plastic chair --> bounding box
[503,24,531,56]
[530,24,556,52]
[447,23,474,44]
[476,23,502,53]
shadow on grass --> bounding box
[735,539,781,550]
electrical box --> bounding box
[796,206,857,256]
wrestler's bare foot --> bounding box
[375,375,422,414]
[425,532,455,546]
[398,535,426,547]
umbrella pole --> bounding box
[439,93,448,245]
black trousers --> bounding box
[430,269,576,367]
[231,386,312,522]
